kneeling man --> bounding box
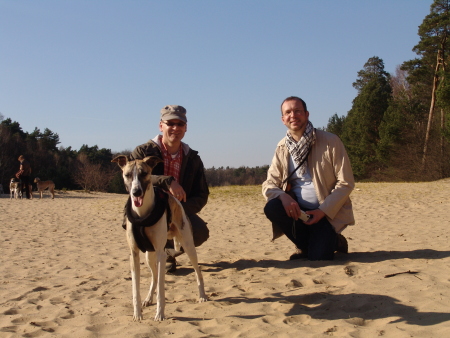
[262,96,355,261]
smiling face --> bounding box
[159,119,187,147]
[281,99,309,141]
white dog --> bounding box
[34,178,55,199]
[112,155,207,321]
[10,178,22,199]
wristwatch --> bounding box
[166,176,175,186]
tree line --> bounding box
[325,0,450,181]
[0,116,127,194]
[1,1,449,192]
[0,116,269,193]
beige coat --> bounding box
[262,129,355,235]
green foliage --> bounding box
[78,144,113,166]
[1,118,26,138]
[325,114,346,138]
[0,118,123,192]
[341,57,392,179]
[108,171,127,194]
[414,0,449,57]
[353,56,390,92]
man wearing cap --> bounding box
[127,105,209,273]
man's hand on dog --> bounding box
[279,193,325,225]
[169,181,186,202]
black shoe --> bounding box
[336,233,348,253]
[289,248,307,260]
[166,256,177,273]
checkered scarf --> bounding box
[285,121,316,176]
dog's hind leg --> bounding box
[181,241,208,303]
[142,251,157,307]
[176,215,207,303]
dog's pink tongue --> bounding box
[133,196,143,207]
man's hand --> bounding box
[304,209,326,225]
[279,193,302,220]
[168,181,186,202]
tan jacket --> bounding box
[262,129,355,234]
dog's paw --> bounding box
[198,296,208,303]
[154,313,165,321]
[142,299,153,307]
[132,314,143,322]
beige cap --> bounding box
[160,105,187,123]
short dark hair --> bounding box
[280,96,307,114]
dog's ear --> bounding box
[111,155,129,168]
[143,156,163,170]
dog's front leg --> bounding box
[154,249,167,321]
[130,248,143,321]
[142,251,157,307]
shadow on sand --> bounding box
[201,249,450,272]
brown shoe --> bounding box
[336,233,348,253]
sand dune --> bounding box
[1,181,449,337]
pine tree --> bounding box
[341,57,392,179]
[402,0,450,173]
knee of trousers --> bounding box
[264,198,290,223]
[188,214,209,247]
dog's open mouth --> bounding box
[133,196,144,207]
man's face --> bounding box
[159,119,187,144]
[281,99,309,135]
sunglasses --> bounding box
[162,121,186,127]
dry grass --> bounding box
[209,185,262,203]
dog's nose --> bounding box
[132,188,142,197]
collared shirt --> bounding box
[158,135,183,182]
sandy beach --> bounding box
[1,181,449,337]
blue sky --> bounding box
[1,0,432,168]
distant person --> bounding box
[262,96,355,260]
[17,155,32,199]
[126,105,210,273]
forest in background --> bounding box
[326,0,450,181]
[1,0,449,193]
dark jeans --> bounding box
[264,198,337,260]
[20,176,31,199]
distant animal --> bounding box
[112,155,207,321]
[10,178,21,199]
[34,178,55,199]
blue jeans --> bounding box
[264,198,337,260]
